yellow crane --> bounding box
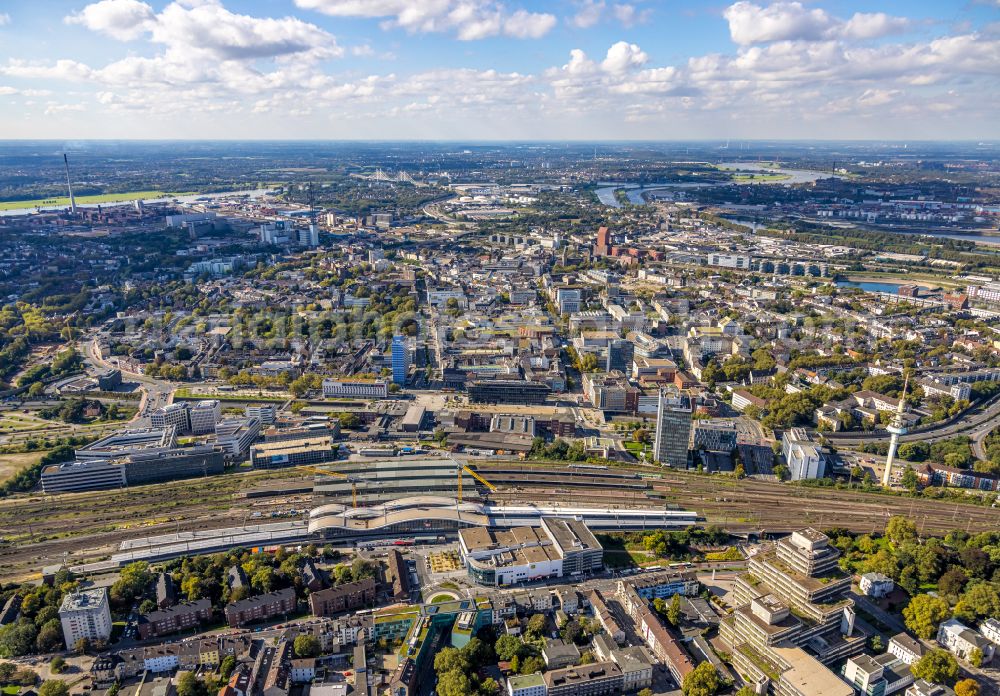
[295,464,360,508]
[454,459,496,503]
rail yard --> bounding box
[2,458,997,583]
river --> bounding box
[594,163,835,208]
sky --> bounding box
[0,0,998,140]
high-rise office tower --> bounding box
[605,339,634,373]
[653,389,692,468]
[391,335,411,386]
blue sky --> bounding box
[0,0,998,139]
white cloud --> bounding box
[44,102,86,116]
[842,12,909,40]
[569,2,648,29]
[294,0,555,40]
[0,59,95,81]
[724,2,833,45]
[724,1,910,45]
[0,12,11,26]
[8,4,1000,139]
[601,41,648,73]
[571,1,604,29]
[612,4,650,28]
[504,9,557,38]
[65,0,155,40]
[856,88,899,107]
[0,86,17,95]
[149,1,340,61]
[66,0,340,61]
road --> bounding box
[84,336,175,426]
[826,392,1000,448]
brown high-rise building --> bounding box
[595,226,611,256]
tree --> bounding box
[38,681,69,696]
[954,679,980,696]
[0,623,38,657]
[175,672,205,696]
[13,668,35,687]
[953,582,1000,624]
[903,595,950,639]
[519,656,544,675]
[958,547,990,579]
[682,662,721,696]
[220,655,237,680]
[666,594,682,627]
[495,635,523,661]
[293,635,320,658]
[0,662,16,683]
[436,669,471,696]
[139,599,157,615]
[110,561,152,605]
[526,613,546,638]
[638,690,655,696]
[434,647,470,675]
[901,466,919,492]
[49,658,66,674]
[911,649,959,684]
[886,517,918,545]
[73,637,90,654]
[35,619,64,653]
[562,620,583,645]
[937,569,968,599]
[463,637,492,669]
[968,648,984,669]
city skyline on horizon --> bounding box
[0,0,998,141]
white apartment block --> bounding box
[59,588,112,649]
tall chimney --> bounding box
[63,154,77,215]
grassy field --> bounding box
[0,450,49,484]
[730,173,790,182]
[0,190,195,211]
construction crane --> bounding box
[295,464,361,508]
[449,455,496,503]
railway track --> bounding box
[1,462,997,582]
